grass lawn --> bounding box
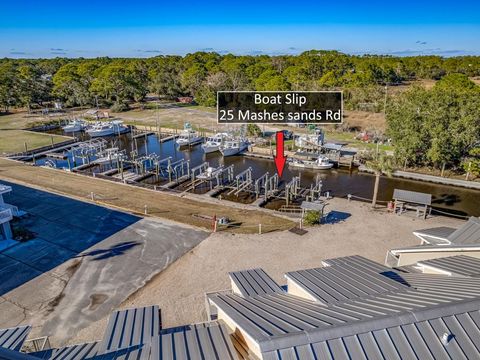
[0,130,72,155]
[0,158,294,233]
[0,112,72,155]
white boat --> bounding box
[62,119,87,133]
[94,148,125,165]
[197,166,224,180]
[86,121,129,137]
[289,155,334,170]
[201,133,230,154]
[176,124,203,146]
[220,138,249,156]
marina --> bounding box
[17,127,480,217]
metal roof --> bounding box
[393,189,432,205]
[99,305,160,353]
[209,285,480,354]
[417,255,480,277]
[0,326,31,351]
[449,217,480,245]
[413,226,457,244]
[228,268,284,297]
[300,201,326,211]
[262,308,480,360]
[30,342,99,360]
[321,255,393,274]
[285,263,406,304]
[397,272,480,297]
[152,321,239,360]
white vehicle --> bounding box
[219,139,249,157]
[201,133,230,154]
[176,123,203,146]
[86,120,129,137]
[62,119,87,133]
[289,155,334,170]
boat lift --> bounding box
[71,139,108,166]
[254,172,279,201]
[227,167,253,196]
[305,175,324,202]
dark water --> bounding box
[37,132,480,217]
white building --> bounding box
[0,184,15,240]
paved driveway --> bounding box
[0,182,208,343]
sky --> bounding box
[1,0,480,58]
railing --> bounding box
[0,208,13,223]
[22,337,51,353]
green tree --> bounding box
[463,147,480,179]
[366,152,395,208]
[0,61,17,112]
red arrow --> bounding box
[274,131,287,178]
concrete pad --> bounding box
[3,272,66,312]
[0,254,42,295]
[0,300,26,328]
[0,182,209,344]
[41,218,208,343]
[2,239,76,273]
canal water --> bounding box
[37,131,480,217]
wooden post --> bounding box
[144,205,148,215]
[24,142,28,153]
[258,223,262,235]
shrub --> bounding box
[303,210,320,226]
[110,102,129,112]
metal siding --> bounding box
[341,336,368,360]
[0,326,31,351]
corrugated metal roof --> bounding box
[99,305,160,353]
[30,342,99,360]
[152,321,239,360]
[229,269,284,297]
[262,308,480,360]
[417,255,480,277]
[449,217,480,245]
[321,255,392,274]
[285,263,406,304]
[397,272,480,297]
[393,189,432,205]
[31,342,151,360]
[413,226,457,244]
[209,285,480,353]
[0,326,31,351]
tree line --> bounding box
[1,50,480,112]
[0,50,479,175]
[387,74,480,173]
